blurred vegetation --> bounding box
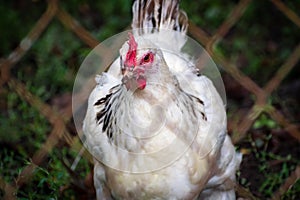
[0,0,299,199]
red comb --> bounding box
[128,32,137,51]
[125,33,137,67]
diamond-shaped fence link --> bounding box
[0,0,299,199]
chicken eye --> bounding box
[143,54,151,62]
[141,52,153,64]
[140,52,154,65]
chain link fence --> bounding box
[0,0,299,199]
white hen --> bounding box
[83,0,241,199]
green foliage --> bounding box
[216,1,300,84]
[181,0,236,32]
[254,152,297,198]
[258,162,289,196]
[253,114,277,129]
[20,21,82,100]
[60,0,131,39]
[17,161,63,199]
[246,133,300,199]
[0,1,46,56]
[0,1,91,199]
[0,145,90,199]
[0,149,23,183]
[281,179,300,200]
[0,91,49,147]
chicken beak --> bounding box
[122,67,146,91]
[121,74,132,90]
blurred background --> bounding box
[0,0,299,199]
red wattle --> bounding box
[137,77,146,90]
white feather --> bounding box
[83,0,241,199]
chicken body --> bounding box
[83,0,241,199]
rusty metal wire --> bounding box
[0,0,299,199]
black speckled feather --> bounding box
[94,85,122,139]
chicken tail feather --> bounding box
[132,0,188,35]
